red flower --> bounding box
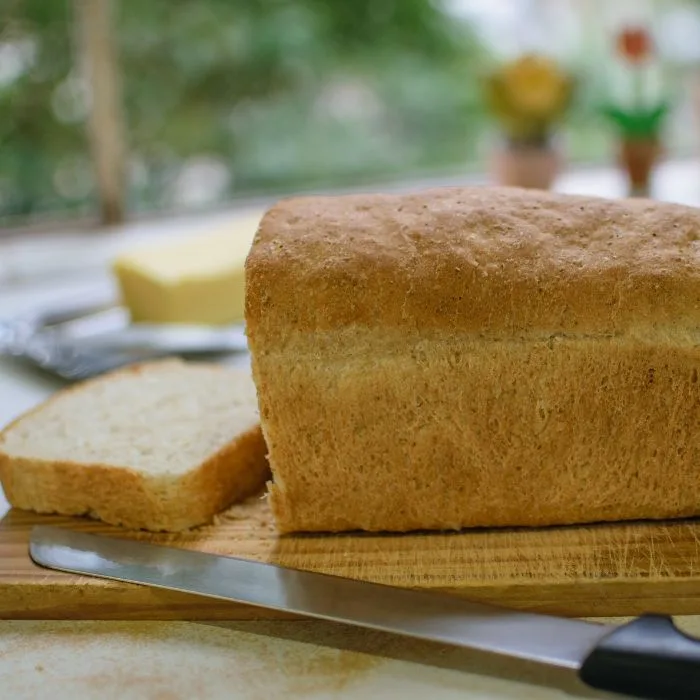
[617,27,653,63]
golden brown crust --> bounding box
[178,424,269,529]
[259,330,700,533]
[246,186,700,339]
[245,186,700,534]
[0,360,270,532]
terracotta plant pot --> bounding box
[617,138,662,197]
[490,143,561,190]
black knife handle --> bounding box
[579,614,700,699]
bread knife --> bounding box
[29,525,700,699]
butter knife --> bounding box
[29,525,700,699]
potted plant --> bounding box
[484,53,575,190]
[600,26,669,197]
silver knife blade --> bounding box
[29,525,611,671]
[73,323,248,354]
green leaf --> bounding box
[598,101,670,138]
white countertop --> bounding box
[2,164,700,699]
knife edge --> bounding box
[28,524,610,672]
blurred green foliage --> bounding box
[119,0,490,208]
[0,0,83,220]
[0,0,488,222]
[3,0,695,225]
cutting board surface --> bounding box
[3,494,700,620]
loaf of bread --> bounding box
[245,185,700,534]
[0,359,269,531]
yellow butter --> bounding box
[112,214,262,325]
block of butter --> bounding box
[112,214,262,325]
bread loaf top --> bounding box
[245,186,700,339]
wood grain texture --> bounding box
[3,494,700,620]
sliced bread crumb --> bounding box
[0,358,269,532]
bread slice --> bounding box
[245,185,700,534]
[0,359,269,532]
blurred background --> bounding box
[2,0,700,231]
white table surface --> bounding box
[2,162,700,699]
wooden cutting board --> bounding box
[4,494,700,621]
